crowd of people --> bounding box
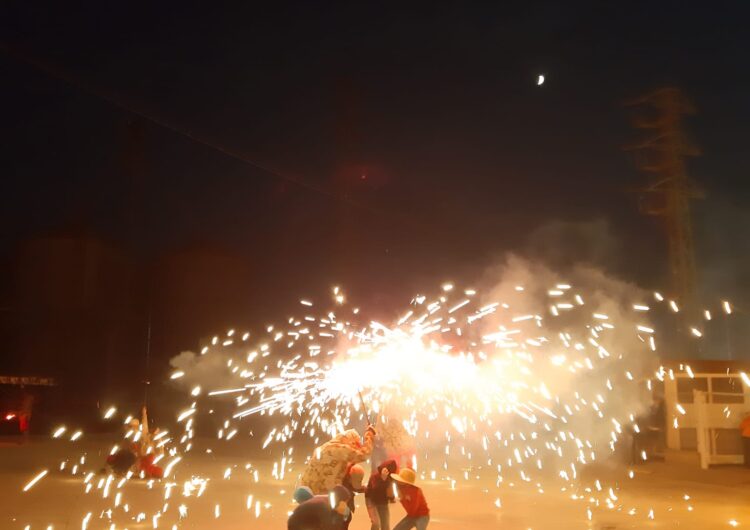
[289,424,430,530]
[101,406,429,528]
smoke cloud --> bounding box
[474,253,658,453]
[170,349,233,390]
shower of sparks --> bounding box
[16,279,739,528]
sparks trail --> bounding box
[18,270,737,528]
[171,275,722,522]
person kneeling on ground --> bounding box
[365,459,398,530]
[288,484,351,530]
[105,417,142,475]
[135,406,164,479]
[391,468,430,530]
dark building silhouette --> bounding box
[5,234,145,407]
[0,232,261,424]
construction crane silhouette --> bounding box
[627,87,703,311]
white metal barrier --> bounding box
[694,389,746,469]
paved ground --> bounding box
[2,436,750,529]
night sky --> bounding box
[3,2,750,316]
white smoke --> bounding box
[169,350,233,390]
[477,254,658,453]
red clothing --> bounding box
[397,484,429,517]
[365,459,398,505]
[18,393,34,433]
[741,416,750,438]
[139,454,164,478]
[18,414,30,433]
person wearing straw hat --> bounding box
[390,468,430,530]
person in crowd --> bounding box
[301,426,376,494]
[287,484,351,530]
[740,412,750,468]
[365,459,398,530]
[135,405,164,478]
[105,417,141,475]
[18,389,34,443]
[390,468,430,530]
[105,406,164,478]
[293,485,314,504]
[341,463,365,529]
[106,448,137,475]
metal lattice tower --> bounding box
[628,87,702,308]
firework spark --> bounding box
[15,271,738,528]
